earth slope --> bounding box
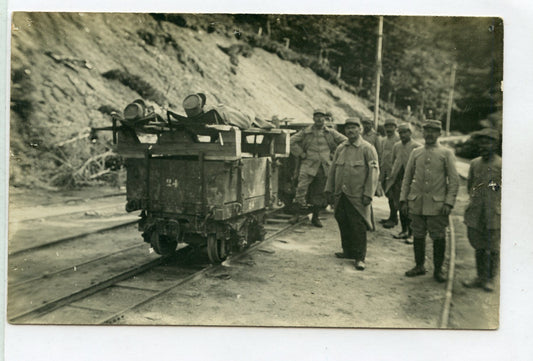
[10,12,374,189]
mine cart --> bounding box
[93,102,292,263]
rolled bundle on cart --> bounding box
[91,99,294,263]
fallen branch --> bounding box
[55,128,91,147]
[89,169,111,179]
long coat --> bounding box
[464,155,502,230]
[290,125,347,177]
[384,139,422,194]
[378,133,400,183]
[400,143,459,216]
[325,138,380,229]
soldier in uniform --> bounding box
[361,116,381,152]
[290,109,347,227]
[400,120,459,283]
[384,123,421,242]
[462,128,501,292]
[325,117,380,270]
[379,118,401,228]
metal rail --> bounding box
[439,214,457,328]
[11,202,128,223]
[98,214,304,324]
[9,256,166,323]
[9,220,138,256]
[9,210,302,324]
[10,244,146,288]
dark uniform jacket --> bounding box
[400,143,459,216]
[325,137,380,229]
[464,155,502,230]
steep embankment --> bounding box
[10,12,374,189]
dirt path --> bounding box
[7,183,498,329]
[116,197,450,328]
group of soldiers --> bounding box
[290,109,501,291]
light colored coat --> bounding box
[291,125,347,176]
[400,143,459,216]
[378,133,400,182]
[384,139,422,193]
[464,155,502,230]
[325,138,380,229]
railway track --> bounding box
[8,193,137,256]
[439,214,457,328]
[8,211,302,324]
[8,207,460,327]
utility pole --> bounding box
[445,63,457,136]
[374,16,384,130]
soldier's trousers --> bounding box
[334,194,367,261]
[383,177,398,222]
[390,176,410,232]
[294,165,327,207]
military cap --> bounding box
[384,118,397,126]
[361,116,373,124]
[183,93,207,117]
[471,128,500,140]
[422,119,442,130]
[345,117,362,126]
[313,108,328,116]
[397,123,412,132]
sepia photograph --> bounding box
[4,2,533,360]
[7,11,504,328]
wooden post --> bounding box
[258,27,262,36]
[374,16,384,130]
[336,66,342,79]
[284,38,290,49]
[445,63,457,136]
[266,17,271,37]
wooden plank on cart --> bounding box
[240,129,291,157]
[116,127,242,160]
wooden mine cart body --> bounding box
[114,110,292,262]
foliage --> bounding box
[102,69,167,106]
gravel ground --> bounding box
[116,197,453,328]
[7,183,499,329]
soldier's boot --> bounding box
[405,237,427,277]
[484,251,500,292]
[311,207,323,228]
[289,201,307,224]
[463,249,485,289]
[433,238,447,283]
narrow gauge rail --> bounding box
[8,210,300,324]
[11,191,127,208]
[9,220,137,257]
[9,210,459,327]
[440,214,457,328]
[10,199,128,224]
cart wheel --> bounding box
[206,233,228,263]
[150,231,177,256]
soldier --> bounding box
[384,123,421,242]
[379,118,401,228]
[361,116,380,152]
[400,120,459,283]
[183,93,255,129]
[462,128,501,292]
[291,109,347,227]
[325,117,380,270]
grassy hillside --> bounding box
[10,12,378,189]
